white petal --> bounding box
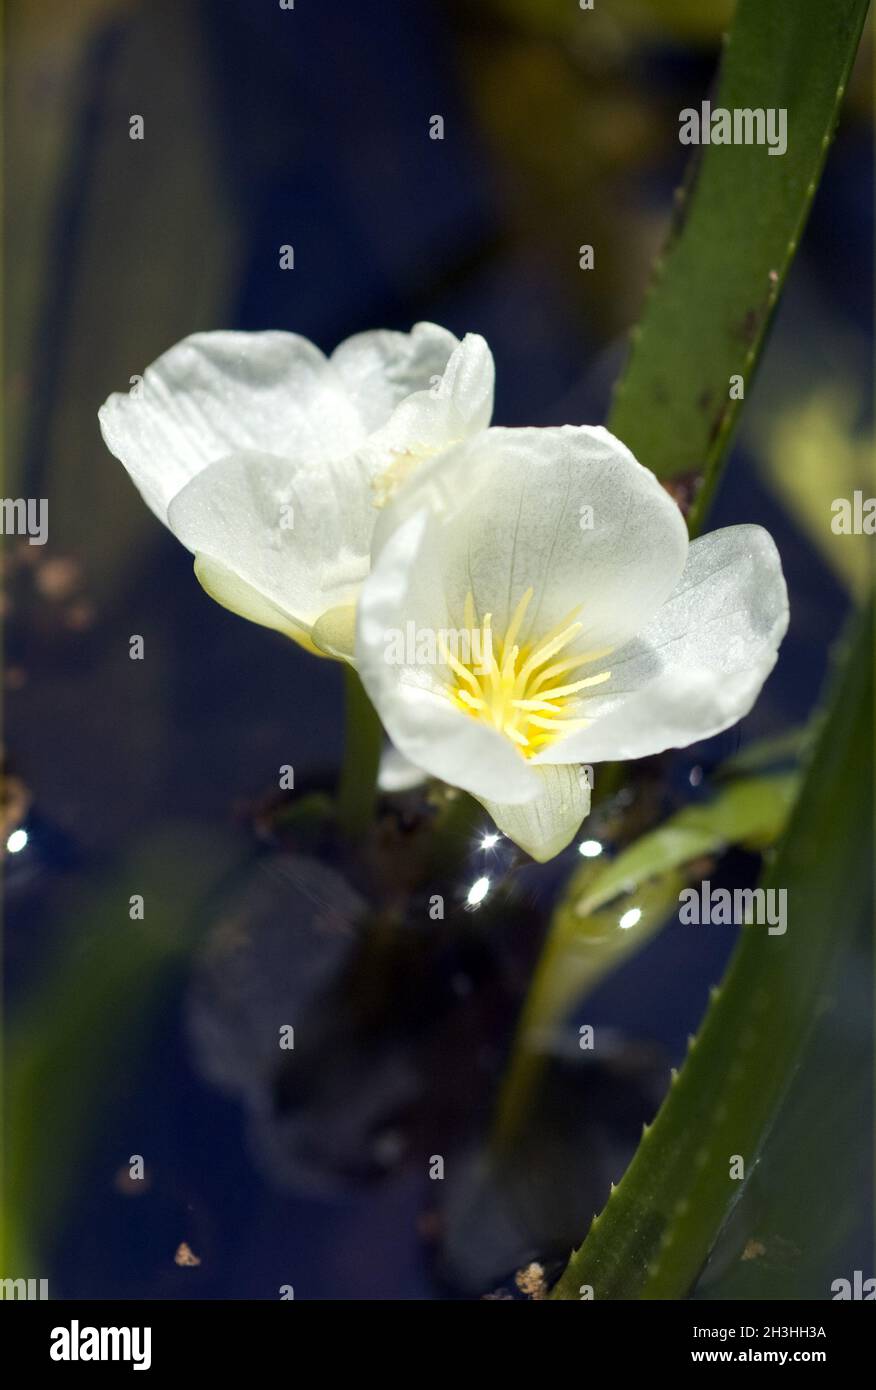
[478,764,592,862]
[99,331,364,527]
[167,450,374,641]
[544,525,789,764]
[377,745,429,793]
[372,425,688,654]
[358,333,496,503]
[193,554,324,654]
[310,604,358,662]
[435,331,495,435]
[329,321,461,433]
[355,510,541,804]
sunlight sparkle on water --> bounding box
[578,839,603,858]
[467,876,490,907]
[619,906,642,930]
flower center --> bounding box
[440,587,611,759]
[371,439,461,509]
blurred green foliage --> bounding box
[1,825,239,1278]
[485,0,736,43]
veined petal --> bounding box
[372,424,688,653]
[329,321,461,433]
[543,525,789,764]
[478,764,592,862]
[99,330,364,527]
[168,450,373,644]
[355,511,541,804]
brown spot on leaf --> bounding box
[742,308,760,343]
[661,472,702,516]
[708,402,734,447]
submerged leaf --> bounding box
[567,773,798,920]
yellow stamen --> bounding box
[442,591,612,759]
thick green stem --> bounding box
[336,666,383,841]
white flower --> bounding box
[355,425,789,862]
[377,744,429,793]
[99,323,494,657]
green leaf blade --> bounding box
[550,601,873,1299]
[607,0,870,531]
